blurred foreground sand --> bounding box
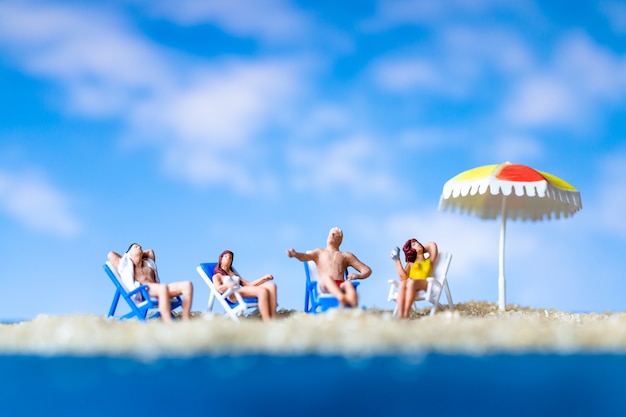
[2,302,626,357]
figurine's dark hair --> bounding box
[402,238,424,263]
[126,243,140,253]
[214,250,234,276]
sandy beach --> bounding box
[2,302,626,358]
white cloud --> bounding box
[144,0,312,43]
[503,75,580,127]
[0,2,312,192]
[130,59,304,146]
[0,2,169,117]
[371,57,442,93]
[368,12,626,136]
[503,33,626,130]
[295,104,355,140]
[490,135,545,163]
[554,33,626,100]
[369,24,533,99]
[288,137,396,198]
[124,57,306,191]
[370,52,474,99]
[157,140,281,195]
[438,25,534,75]
[0,170,81,237]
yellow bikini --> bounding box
[408,258,432,280]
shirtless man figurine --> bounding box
[286,227,372,307]
[107,243,194,322]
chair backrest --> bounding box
[198,261,258,316]
[200,262,239,282]
[198,263,221,301]
[199,262,249,305]
[304,259,318,287]
[432,252,452,285]
[200,262,218,283]
[105,261,134,293]
[104,261,147,309]
[200,262,241,285]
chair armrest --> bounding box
[129,285,181,305]
[424,278,442,299]
[232,289,246,305]
[426,277,442,288]
[128,285,145,295]
[387,280,400,302]
[128,285,151,299]
[220,285,248,305]
[220,286,240,299]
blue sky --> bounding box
[1,0,625,320]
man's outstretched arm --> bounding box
[286,248,317,262]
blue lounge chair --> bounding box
[303,259,360,313]
[104,261,182,321]
[196,262,259,322]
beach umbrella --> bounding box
[438,162,582,311]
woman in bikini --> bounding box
[212,250,278,321]
[391,238,438,319]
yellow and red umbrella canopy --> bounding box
[439,162,582,221]
[439,162,582,310]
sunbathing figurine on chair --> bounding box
[391,238,438,319]
[107,243,194,322]
[286,227,371,308]
[212,250,278,321]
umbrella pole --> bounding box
[498,197,507,311]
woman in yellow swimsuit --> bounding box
[391,238,438,319]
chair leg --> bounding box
[444,282,454,311]
[207,293,215,313]
[224,303,241,322]
[108,291,121,317]
[226,310,240,322]
[304,289,311,313]
[429,303,438,316]
[128,299,148,321]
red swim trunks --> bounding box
[334,280,344,287]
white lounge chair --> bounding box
[387,252,454,316]
[196,262,259,322]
